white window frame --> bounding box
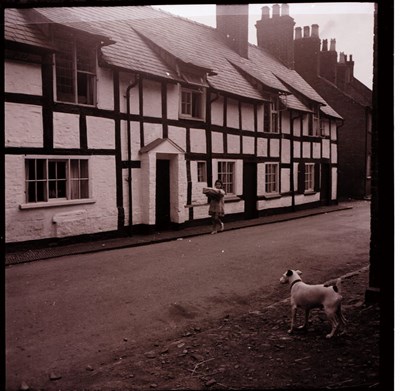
[217,161,235,195]
[53,29,97,106]
[305,163,315,192]
[264,98,280,133]
[308,110,320,136]
[21,156,94,209]
[179,86,205,120]
[197,161,207,183]
[265,163,280,195]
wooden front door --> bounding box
[156,159,170,228]
[243,162,258,219]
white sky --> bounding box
[154,3,375,89]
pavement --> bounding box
[5,202,356,266]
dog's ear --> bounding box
[286,270,293,276]
[296,270,303,275]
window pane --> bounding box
[37,160,46,180]
[27,181,36,202]
[26,159,36,180]
[76,43,96,73]
[77,73,95,105]
[80,179,89,198]
[70,160,80,179]
[37,181,47,202]
[49,181,57,198]
[80,160,89,178]
[57,162,67,179]
[70,179,80,199]
[49,161,56,180]
[58,180,67,198]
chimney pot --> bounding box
[272,4,280,17]
[311,24,319,38]
[281,3,289,16]
[339,52,345,63]
[304,26,310,38]
[350,54,353,61]
[322,39,328,51]
[329,38,336,52]
[262,6,270,19]
[295,26,302,40]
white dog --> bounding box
[280,269,346,338]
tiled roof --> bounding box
[4,8,56,50]
[5,5,341,117]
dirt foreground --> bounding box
[31,266,380,391]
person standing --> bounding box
[204,179,225,234]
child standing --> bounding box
[206,179,225,234]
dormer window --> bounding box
[308,106,320,136]
[264,97,280,133]
[180,86,205,120]
[53,29,97,105]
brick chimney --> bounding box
[336,52,354,89]
[293,24,321,81]
[255,3,295,69]
[320,38,337,83]
[216,4,249,58]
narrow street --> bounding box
[6,201,371,390]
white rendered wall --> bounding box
[313,142,321,159]
[211,99,224,126]
[167,84,179,120]
[281,168,290,193]
[87,116,115,149]
[5,155,118,243]
[331,167,338,199]
[226,98,239,129]
[190,128,207,153]
[270,139,280,158]
[227,134,240,154]
[143,122,163,146]
[322,139,330,159]
[242,136,255,155]
[281,139,290,163]
[241,102,255,131]
[168,126,187,151]
[331,122,337,140]
[281,112,290,134]
[5,103,43,147]
[257,138,268,157]
[302,142,311,158]
[5,60,42,95]
[96,66,114,111]
[143,79,162,118]
[53,112,80,149]
[212,132,224,153]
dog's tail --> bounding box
[332,277,342,293]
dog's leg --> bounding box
[298,309,309,330]
[325,313,339,338]
[288,305,297,334]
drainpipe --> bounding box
[336,117,345,202]
[126,75,139,236]
[290,111,302,211]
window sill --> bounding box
[20,198,96,210]
[178,115,205,122]
[304,191,317,196]
[260,193,282,200]
[225,195,242,203]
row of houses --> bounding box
[4,4,370,246]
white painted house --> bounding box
[4,5,342,246]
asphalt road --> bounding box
[6,201,371,390]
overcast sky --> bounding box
[154,3,375,89]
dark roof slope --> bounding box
[5,5,342,118]
[4,8,56,50]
